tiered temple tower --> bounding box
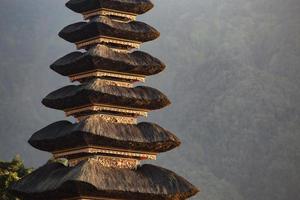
[11,1,199,199]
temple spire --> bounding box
[10,1,199,199]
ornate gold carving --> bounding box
[77,114,137,124]
[68,155,140,169]
[69,70,146,84]
[82,8,137,22]
[97,79,132,88]
[76,36,141,50]
[65,104,149,118]
[53,146,157,160]
[78,79,133,88]
[92,156,139,169]
[110,48,131,53]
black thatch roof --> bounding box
[66,0,154,15]
[42,78,170,111]
[29,116,180,153]
[59,17,159,43]
[50,45,165,76]
[10,160,199,200]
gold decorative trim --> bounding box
[110,48,132,53]
[69,69,146,83]
[94,156,139,169]
[83,8,137,22]
[53,146,157,160]
[77,114,137,124]
[76,36,141,50]
[76,78,133,88]
[68,156,140,169]
[94,79,133,88]
[65,104,149,117]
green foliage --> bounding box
[0,155,32,200]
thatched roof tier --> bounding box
[29,116,180,153]
[66,0,154,15]
[42,79,170,111]
[50,45,165,77]
[10,160,199,200]
[58,17,159,44]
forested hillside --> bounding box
[0,0,299,200]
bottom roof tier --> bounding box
[10,159,199,200]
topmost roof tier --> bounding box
[66,0,154,21]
